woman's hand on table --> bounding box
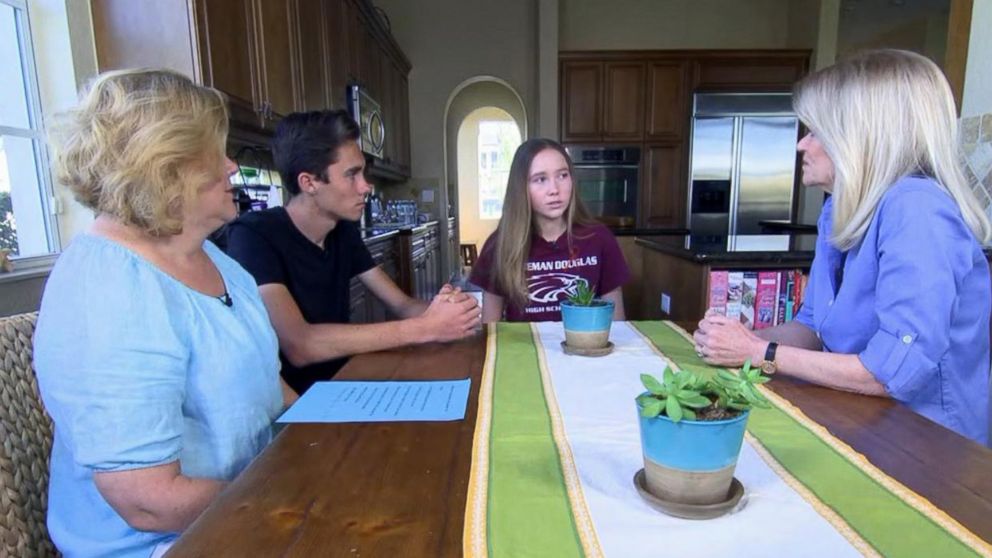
[693,312,767,367]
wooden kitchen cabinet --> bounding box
[645,60,689,141]
[252,0,299,128]
[296,0,328,111]
[350,234,400,324]
[93,0,294,130]
[189,0,258,126]
[93,0,413,177]
[324,0,351,109]
[561,61,603,141]
[603,62,645,141]
[560,61,645,142]
[640,143,687,229]
[398,224,442,300]
[694,54,808,91]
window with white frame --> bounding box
[0,0,59,260]
[477,120,520,220]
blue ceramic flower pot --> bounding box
[636,395,749,505]
[560,299,614,349]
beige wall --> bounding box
[375,0,538,188]
[559,0,795,50]
[456,107,519,249]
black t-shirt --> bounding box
[226,207,376,393]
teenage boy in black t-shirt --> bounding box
[227,110,480,395]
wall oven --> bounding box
[565,145,640,228]
[348,85,385,159]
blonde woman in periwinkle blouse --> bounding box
[694,50,992,445]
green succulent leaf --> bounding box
[641,373,665,395]
[567,281,595,306]
[640,398,664,418]
[682,407,697,421]
[663,367,676,386]
[681,394,712,408]
[665,395,683,422]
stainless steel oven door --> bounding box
[573,164,638,227]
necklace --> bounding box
[217,291,233,307]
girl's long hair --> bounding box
[493,138,594,308]
[793,49,991,250]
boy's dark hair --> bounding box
[271,110,361,195]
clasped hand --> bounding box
[421,284,482,342]
[692,310,764,367]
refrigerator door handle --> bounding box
[728,117,744,239]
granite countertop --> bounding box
[360,228,400,242]
[361,220,440,242]
[636,233,818,265]
[610,227,690,237]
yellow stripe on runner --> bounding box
[529,323,605,558]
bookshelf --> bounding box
[632,235,814,329]
[708,269,808,330]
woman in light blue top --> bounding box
[694,49,992,445]
[34,69,293,557]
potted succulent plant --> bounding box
[560,281,614,352]
[634,361,770,518]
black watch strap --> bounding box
[764,342,778,363]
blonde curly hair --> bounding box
[50,68,229,236]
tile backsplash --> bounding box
[962,113,992,217]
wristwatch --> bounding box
[760,342,779,375]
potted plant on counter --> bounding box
[560,281,614,356]
[634,362,770,519]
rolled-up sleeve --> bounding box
[35,261,188,472]
[857,191,973,401]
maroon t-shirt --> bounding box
[470,223,630,322]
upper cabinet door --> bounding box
[560,61,603,142]
[603,62,645,141]
[192,0,257,124]
[695,54,808,91]
[253,0,299,125]
[645,61,688,141]
[325,0,350,109]
[297,0,329,111]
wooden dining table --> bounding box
[168,324,992,557]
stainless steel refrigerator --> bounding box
[687,93,799,240]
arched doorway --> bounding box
[442,77,527,276]
[456,107,522,251]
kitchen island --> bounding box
[631,233,816,325]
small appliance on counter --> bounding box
[365,197,419,228]
[348,84,385,159]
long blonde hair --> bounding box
[493,138,594,308]
[793,49,991,250]
[50,68,229,236]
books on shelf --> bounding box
[707,269,808,329]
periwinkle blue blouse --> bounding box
[34,235,283,558]
[796,175,990,445]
